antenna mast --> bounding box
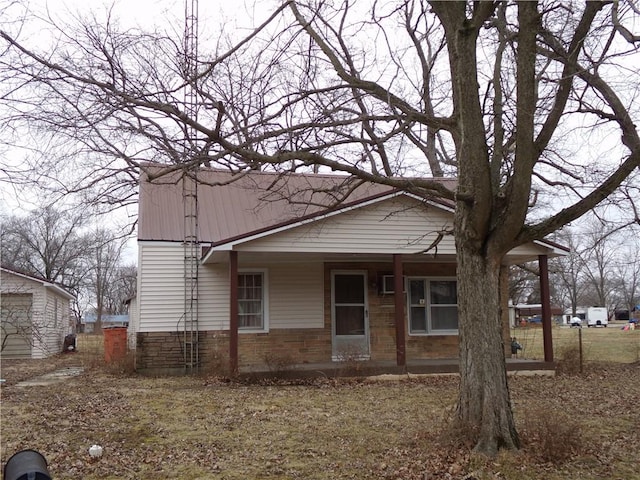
[182,0,199,372]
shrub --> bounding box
[556,344,583,375]
[520,407,584,463]
[262,351,298,376]
[104,350,136,375]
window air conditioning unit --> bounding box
[380,275,405,294]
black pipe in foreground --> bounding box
[3,450,52,480]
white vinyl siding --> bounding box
[138,242,229,332]
[269,262,324,328]
[237,197,456,255]
[138,243,189,332]
[234,262,324,330]
[203,261,325,331]
[1,270,72,359]
[41,293,65,357]
[126,296,139,349]
[137,242,324,333]
[211,194,554,264]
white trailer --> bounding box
[586,307,608,327]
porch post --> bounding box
[393,254,406,367]
[229,250,239,374]
[539,254,553,363]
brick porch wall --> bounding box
[136,329,331,373]
[324,262,461,361]
[236,328,331,366]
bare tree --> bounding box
[86,228,128,330]
[2,0,640,454]
[551,227,589,316]
[614,250,640,314]
[0,205,90,291]
[579,220,621,308]
[0,205,134,328]
[587,222,640,314]
[103,263,137,316]
[508,264,538,305]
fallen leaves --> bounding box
[1,356,639,479]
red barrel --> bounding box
[103,327,128,362]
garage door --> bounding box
[1,294,33,358]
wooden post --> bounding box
[229,250,239,374]
[578,327,583,374]
[393,254,406,367]
[539,254,553,363]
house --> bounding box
[131,167,568,375]
[509,303,564,327]
[1,266,75,359]
[81,313,129,333]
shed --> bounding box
[1,267,75,359]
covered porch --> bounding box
[202,246,563,375]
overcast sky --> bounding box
[1,0,638,260]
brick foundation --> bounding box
[136,331,230,375]
[136,328,332,374]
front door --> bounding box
[331,271,369,360]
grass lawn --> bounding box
[1,332,639,479]
[511,321,640,364]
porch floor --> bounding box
[238,357,555,380]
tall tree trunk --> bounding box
[429,1,524,454]
[456,245,519,454]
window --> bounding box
[238,271,268,331]
[408,278,458,334]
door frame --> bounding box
[330,270,370,361]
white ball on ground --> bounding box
[89,445,103,458]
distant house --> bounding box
[131,168,568,374]
[1,266,75,359]
[81,314,129,333]
[509,303,563,327]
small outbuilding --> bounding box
[1,267,75,359]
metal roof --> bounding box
[138,167,456,243]
[137,166,567,260]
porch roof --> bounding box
[199,190,568,265]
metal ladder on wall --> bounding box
[182,0,199,371]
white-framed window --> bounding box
[408,277,458,335]
[238,269,268,332]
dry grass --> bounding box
[511,321,640,364]
[1,333,640,479]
